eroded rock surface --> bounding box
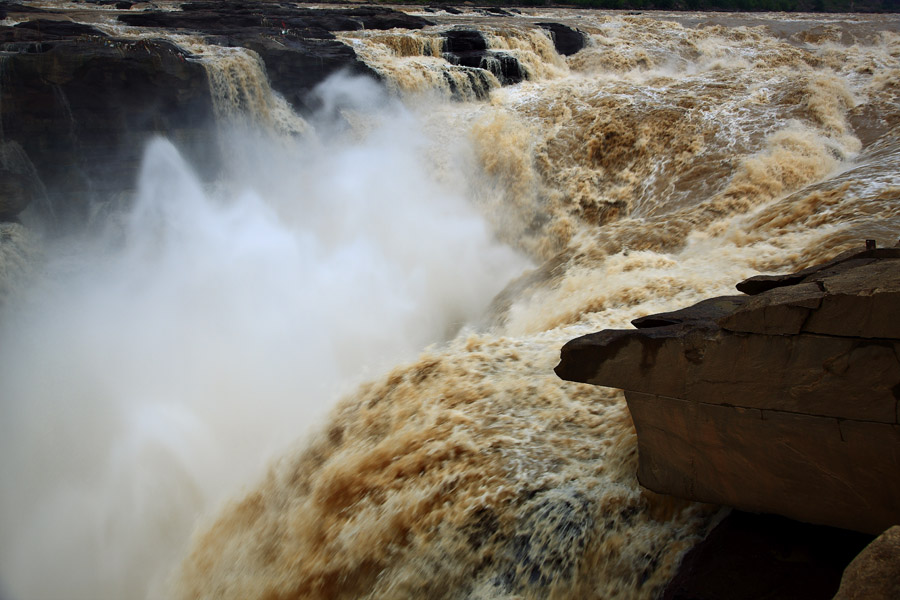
[833,526,900,600]
[556,246,900,534]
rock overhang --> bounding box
[556,244,900,534]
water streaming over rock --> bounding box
[1,8,899,600]
[200,44,311,136]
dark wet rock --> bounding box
[428,4,462,14]
[0,171,34,221]
[441,68,494,101]
[556,247,900,534]
[443,29,487,52]
[663,511,873,600]
[631,295,748,329]
[118,8,265,30]
[735,246,900,295]
[0,2,50,15]
[442,29,525,86]
[119,4,432,35]
[117,4,431,111]
[115,1,134,9]
[444,49,525,86]
[0,34,215,224]
[833,526,900,600]
[236,36,378,114]
[0,142,43,221]
[13,19,108,38]
[537,22,587,56]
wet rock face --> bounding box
[12,19,107,38]
[443,29,488,53]
[536,22,586,56]
[556,246,900,535]
[0,141,41,222]
[0,173,32,221]
[119,2,433,33]
[0,29,215,224]
[0,4,421,224]
[228,35,378,114]
[0,2,578,223]
[117,2,427,109]
[442,29,525,86]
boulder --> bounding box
[443,28,488,53]
[228,35,379,114]
[735,246,900,295]
[537,22,587,56]
[833,526,900,600]
[443,49,525,86]
[556,247,900,534]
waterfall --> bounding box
[1,8,899,600]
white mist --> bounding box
[0,76,527,600]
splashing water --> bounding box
[0,77,526,600]
[1,8,900,600]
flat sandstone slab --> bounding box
[556,247,900,534]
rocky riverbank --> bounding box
[3,3,899,598]
[0,1,584,225]
[556,243,900,535]
[557,244,900,596]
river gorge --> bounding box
[0,3,898,599]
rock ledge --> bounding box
[556,245,900,534]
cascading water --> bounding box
[201,45,311,136]
[0,47,526,600]
[1,7,899,600]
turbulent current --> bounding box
[1,7,900,600]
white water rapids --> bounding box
[0,7,899,600]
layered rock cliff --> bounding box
[556,245,900,535]
[0,1,584,224]
[0,19,215,224]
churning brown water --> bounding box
[1,8,899,600]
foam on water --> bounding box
[1,8,899,600]
[0,77,526,600]
[172,12,900,600]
